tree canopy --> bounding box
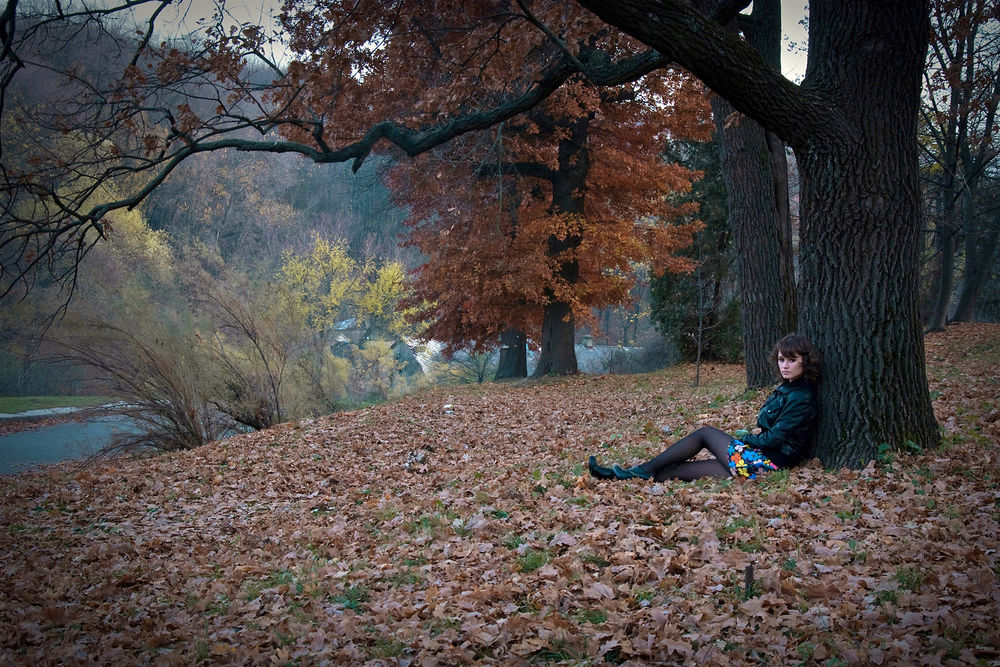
[392,68,711,374]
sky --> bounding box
[780,1,810,81]
[131,0,810,81]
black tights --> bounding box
[637,426,733,482]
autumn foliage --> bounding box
[393,74,711,358]
[264,0,714,368]
[2,323,998,663]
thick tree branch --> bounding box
[1,0,738,304]
[572,0,843,149]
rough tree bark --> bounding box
[792,1,941,465]
[712,93,794,387]
[577,0,941,466]
[712,0,796,388]
[495,327,528,379]
[531,114,590,377]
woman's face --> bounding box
[777,352,804,381]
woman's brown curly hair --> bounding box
[771,333,821,383]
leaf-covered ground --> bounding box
[2,324,999,665]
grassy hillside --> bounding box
[0,396,111,414]
[1,324,998,664]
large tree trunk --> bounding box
[747,0,798,340]
[577,0,941,467]
[533,299,578,376]
[712,0,796,388]
[711,96,792,387]
[531,114,589,378]
[533,230,581,377]
[495,327,528,379]
[794,0,940,466]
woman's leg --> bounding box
[651,460,731,482]
[637,426,733,478]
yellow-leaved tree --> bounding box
[278,237,412,339]
[277,237,416,407]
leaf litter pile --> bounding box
[2,324,999,665]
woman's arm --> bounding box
[739,389,817,456]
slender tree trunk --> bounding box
[746,0,797,336]
[796,0,939,466]
[928,225,957,330]
[927,20,969,331]
[952,207,1000,321]
[927,163,961,331]
[495,327,527,379]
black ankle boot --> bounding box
[588,456,615,480]
[612,464,652,480]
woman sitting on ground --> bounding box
[589,333,820,482]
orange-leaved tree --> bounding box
[271,1,714,376]
[390,70,711,377]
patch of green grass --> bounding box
[574,608,608,624]
[874,589,898,606]
[527,639,585,663]
[782,557,797,572]
[274,630,296,647]
[194,639,211,662]
[847,539,867,563]
[426,617,462,637]
[516,547,549,573]
[241,569,303,601]
[722,569,760,602]
[912,465,934,485]
[797,642,816,661]
[549,473,575,490]
[502,533,525,550]
[331,584,369,612]
[387,568,423,588]
[0,395,113,413]
[835,496,864,522]
[515,593,541,614]
[404,513,442,535]
[760,468,791,495]
[580,552,611,568]
[375,507,399,522]
[367,637,407,659]
[894,566,925,592]
[717,516,751,537]
[632,588,656,605]
[204,594,230,616]
[717,516,764,552]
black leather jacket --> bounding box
[738,378,818,467]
